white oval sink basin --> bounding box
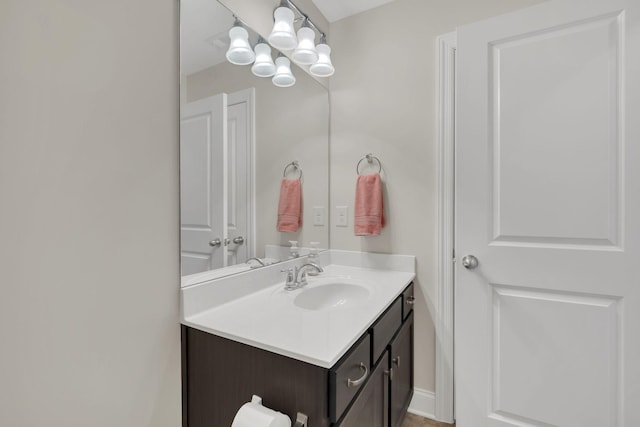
[294,283,370,311]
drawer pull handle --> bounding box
[406,296,415,306]
[393,356,400,368]
[347,363,368,388]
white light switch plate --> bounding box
[313,206,325,226]
[336,206,349,227]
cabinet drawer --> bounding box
[402,282,415,320]
[370,296,402,365]
[330,333,371,423]
[335,351,389,427]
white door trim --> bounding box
[227,88,256,259]
[435,31,456,424]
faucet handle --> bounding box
[281,268,296,290]
[298,269,308,287]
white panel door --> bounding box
[180,93,227,275]
[225,89,254,266]
[455,0,639,426]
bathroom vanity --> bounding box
[181,251,416,427]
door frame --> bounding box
[227,88,256,260]
[435,31,456,424]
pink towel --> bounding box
[277,178,302,232]
[354,173,385,236]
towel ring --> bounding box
[356,154,382,175]
[283,161,303,180]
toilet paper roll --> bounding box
[231,396,291,427]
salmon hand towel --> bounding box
[277,178,302,232]
[354,173,385,236]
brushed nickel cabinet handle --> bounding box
[384,368,394,381]
[346,363,368,388]
[393,356,401,368]
[406,296,415,306]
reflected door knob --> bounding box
[209,238,222,247]
[462,255,479,269]
[232,236,245,245]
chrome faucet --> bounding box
[295,263,323,287]
[246,257,266,268]
[282,263,323,290]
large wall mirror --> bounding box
[180,0,330,283]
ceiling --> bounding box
[181,0,237,76]
[181,0,397,76]
[311,0,396,23]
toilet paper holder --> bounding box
[294,412,308,427]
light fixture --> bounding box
[268,0,297,51]
[225,19,255,65]
[251,37,276,77]
[272,55,296,87]
[309,35,335,77]
[292,19,318,65]
[224,0,334,86]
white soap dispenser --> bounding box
[289,240,299,258]
[307,241,320,276]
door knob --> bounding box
[462,255,479,269]
[209,238,222,247]
[232,236,245,245]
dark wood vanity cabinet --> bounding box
[182,327,330,427]
[334,309,414,427]
[402,283,415,321]
[334,352,389,427]
[182,282,415,427]
[390,312,414,427]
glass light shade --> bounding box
[226,26,255,65]
[292,27,318,65]
[268,7,297,50]
[272,56,296,87]
[310,43,335,77]
[251,43,276,77]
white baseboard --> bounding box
[408,387,436,420]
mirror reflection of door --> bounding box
[225,88,255,267]
[180,89,255,276]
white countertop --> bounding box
[181,251,415,368]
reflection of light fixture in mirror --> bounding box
[251,37,276,77]
[226,19,255,65]
[292,20,318,65]
[272,55,296,87]
[268,1,297,51]
[310,35,335,77]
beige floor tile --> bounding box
[401,412,455,427]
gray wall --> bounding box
[0,1,181,426]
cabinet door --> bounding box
[336,352,389,427]
[330,334,371,422]
[389,312,414,427]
